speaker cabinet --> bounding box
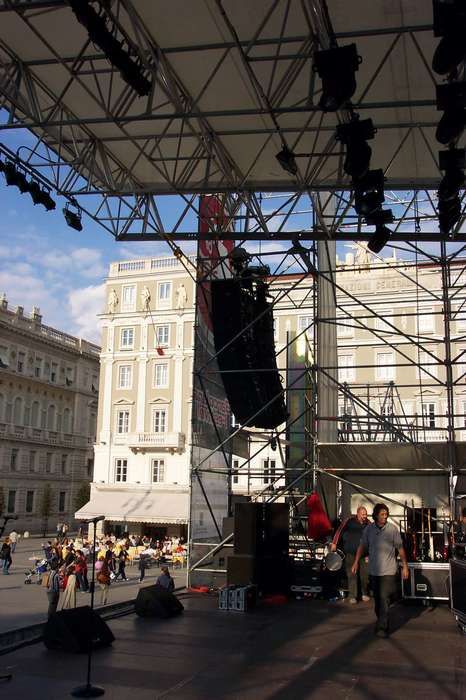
[44,606,115,653]
[211,278,287,429]
[135,586,184,618]
[234,503,261,555]
[234,502,289,557]
[227,554,256,586]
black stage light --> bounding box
[438,195,462,234]
[367,222,392,254]
[353,169,385,216]
[433,0,466,37]
[276,146,298,176]
[3,161,28,192]
[314,44,360,112]
[439,167,465,200]
[436,82,466,144]
[69,0,151,96]
[26,181,56,210]
[439,147,466,171]
[432,31,466,75]
[336,118,376,179]
[63,203,83,231]
[365,208,394,227]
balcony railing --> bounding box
[126,431,186,452]
[0,422,90,448]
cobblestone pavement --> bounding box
[0,535,187,631]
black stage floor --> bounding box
[1,592,464,699]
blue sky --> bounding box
[0,124,450,346]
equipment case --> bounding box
[401,562,449,601]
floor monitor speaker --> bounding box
[44,606,115,653]
[135,585,184,618]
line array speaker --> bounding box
[211,276,287,429]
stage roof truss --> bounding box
[0,1,464,241]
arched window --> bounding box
[31,401,40,427]
[63,408,71,433]
[47,404,56,431]
[13,397,23,425]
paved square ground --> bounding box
[1,591,464,699]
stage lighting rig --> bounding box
[69,0,152,96]
[354,169,385,217]
[436,82,466,145]
[314,44,361,112]
[276,145,298,176]
[432,0,466,75]
[63,201,83,231]
[336,118,376,180]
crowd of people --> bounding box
[41,531,186,617]
[0,526,186,619]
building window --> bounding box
[0,344,8,367]
[337,312,354,338]
[456,306,466,333]
[155,325,169,347]
[29,451,36,473]
[418,308,434,334]
[298,316,313,340]
[17,351,25,373]
[45,452,53,474]
[26,490,34,513]
[120,327,134,349]
[263,458,276,485]
[34,357,42,378]
[375,352,395,380]
[10,448,19,471]
[118,365,132,389]
[418,350,438,379]
[374,310,393,334]
[115,458,128,482]
[421,402,436,428]
[121,285,136,312]
[51,362,58,383]
[338,354,355,383]
[158,281,172,305]
[154,363,168,388]
[86,458,93,478]
[7,490,16,513]
[152,409,167,433]
[152,458,165,483]
[117,410,130,434]
[58,491,66,513]
[61,454,68,475]
[232,458,239,485]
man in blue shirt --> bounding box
[352,503,409,637]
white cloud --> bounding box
[68,284,105,343]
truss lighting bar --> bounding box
[69,0,151,96]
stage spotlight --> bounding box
[69,0,152,96]
[367,223,392,254]
[436,82,466,144]
[63,202,83,231]
[354,169,385,216]
[26,181,56,210]
[438,195,461,235]
[439,168,465,200]
[433,0,466,38]
[3,161,28,192]
[276,146,298,176]
[314,44,360,112]
[432,31,466,75]
[336,118,375,179]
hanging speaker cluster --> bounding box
[211,267,287,430]
[432,0,466,236]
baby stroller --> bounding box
[24,558,49,585]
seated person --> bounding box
[156,566,175,592]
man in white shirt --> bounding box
[352,503,409,637]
